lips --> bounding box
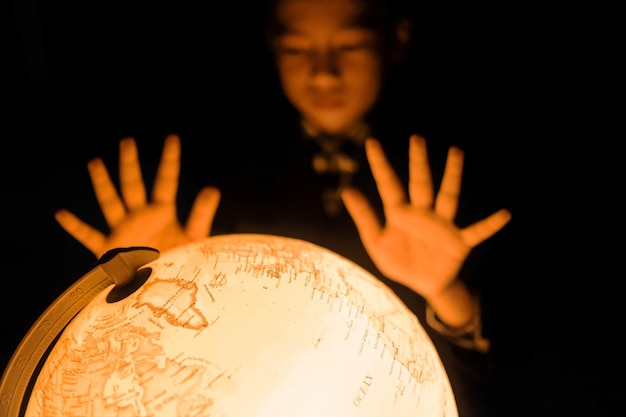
[310,97,344,108]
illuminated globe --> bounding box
[21,234,457,416]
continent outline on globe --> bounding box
[5,233,458,417]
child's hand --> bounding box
[342,134,511,327]
[55,134,220,258]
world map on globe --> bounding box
[22,233,457,416]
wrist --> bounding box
[424,280,475,329]
[426,297,490,353]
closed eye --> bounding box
[277,45,310,55]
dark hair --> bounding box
[268,0,415,30]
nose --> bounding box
[310,48,340,84]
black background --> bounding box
[1,1,619,415]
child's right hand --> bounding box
[55,134,221,259]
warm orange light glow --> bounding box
[19,234,456,416]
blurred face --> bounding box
[272,0,383,136]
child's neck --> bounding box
[300,118,370,145]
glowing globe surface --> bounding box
[26,234,457,416]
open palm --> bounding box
[342,134,511,299]
[55,134,220,259]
